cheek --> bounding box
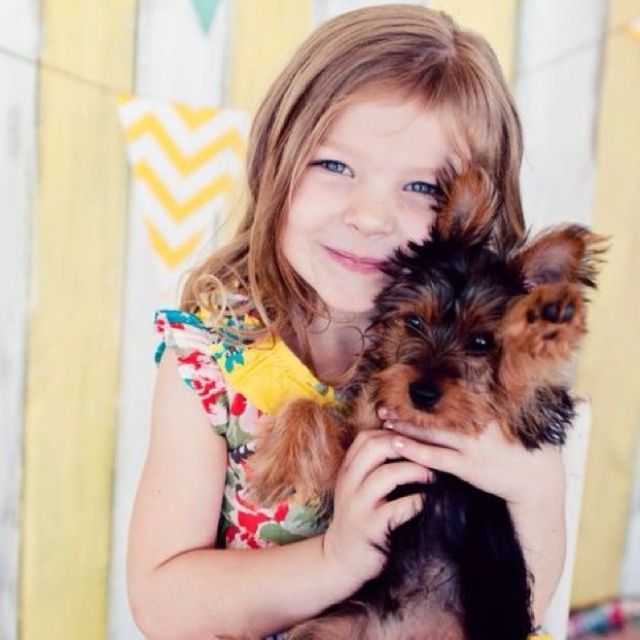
[398,207,438,246]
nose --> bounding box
[343,189,394,237]
[409,381,442,411]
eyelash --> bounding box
[311,159,439,197]
[310,159,350,175]
[404,182,439,196]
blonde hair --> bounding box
[181,5,525,366]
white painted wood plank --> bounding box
[134,0,230,105]
[312,0,427,26]
[515,0,608,231]
[620,436,640,596]
[107,1,232,637]
[515,3,608,631]
[543,403,592,640]
[0,1,40,55]
[0,3,39,639]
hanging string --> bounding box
[0,17,636,98]
[0,43,116,95]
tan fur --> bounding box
[247,398,351,507]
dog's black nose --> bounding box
[409,381,442,411]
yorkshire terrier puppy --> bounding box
[247,166,605,640]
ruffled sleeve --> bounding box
[155,309,229,435]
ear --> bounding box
[434,163,500,245]
[513,225,607,289]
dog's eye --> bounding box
[467,332,495,353]
[404,314,424,333]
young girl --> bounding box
[127,6,566,639]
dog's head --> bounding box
[365,167,606,447]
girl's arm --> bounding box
[507,453,566,623]
[381,417,566,623]
[127,351,427,640]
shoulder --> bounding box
[154,308,230,433]
[152,349,226,451]
[154,309,208,361]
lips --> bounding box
[324,246,387,274]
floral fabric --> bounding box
[155,308,332,550]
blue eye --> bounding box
[311,159,351,175]
[404,181,439,196]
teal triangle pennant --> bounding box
[189,0,223,34]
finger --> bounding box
[342,429,393,468]
[392,437,464,476]
[360,461,432,505]
[339,433,405,492]
[376,493,424,533]
[384,420,467,450]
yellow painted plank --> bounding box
[20,0,136,638]
[228,0,313,112]
[430,0,519,84]
[572,0,640,605]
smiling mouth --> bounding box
[324,247,387,274]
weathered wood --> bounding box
[108,2,233,637]
[621,438,640,596]
[228,0,313,112]
[20,0,136,638]
[430,0,519,83]
[573,0,640,604]
[0,3,39,639]
[515,0,614,610]
[515,0,607,231]
[312,0,427,25]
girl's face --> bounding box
[283,92,458,316]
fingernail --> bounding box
[393,437,405,449]
[384,420,395,430]
[378,407,388,419]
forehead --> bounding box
[319,91,464,170]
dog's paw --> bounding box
[503,282,587,359]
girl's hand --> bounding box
[322,430,432,588]
[378,408,564,508]
[378,408,568,621]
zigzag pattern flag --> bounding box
[189,0,224,34]
[117,93,250,296]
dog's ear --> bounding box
[434,163,500,246]
[512,225,607,289]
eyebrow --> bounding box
[314,139,352,156]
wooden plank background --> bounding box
[19,0,136,637]
[573,0,640,604]
[0,2,39,639]
[108,1,233,636]
[0,0,638,637]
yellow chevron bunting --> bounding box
[175,103,220,129]
[125,115,245,175]
[133,161,234,222]
[117,91,134,105]
[145,216,205,269]
[117,95,249,294]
